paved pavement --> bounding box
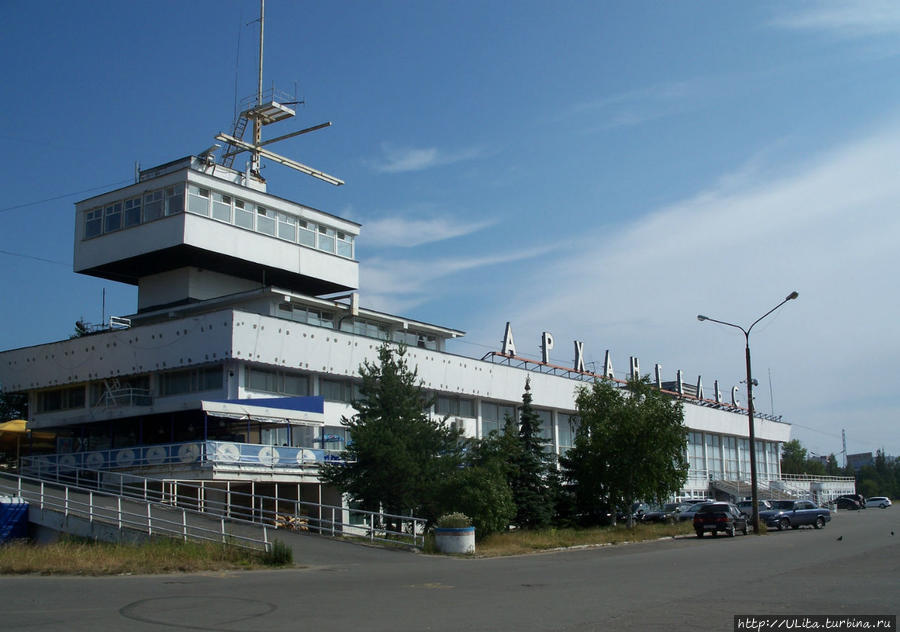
[2,506,897,631]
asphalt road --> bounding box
[3,507,897,631]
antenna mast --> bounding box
[216,0,343,186]
[252,0,264,176]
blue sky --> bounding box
[2,1,898,459]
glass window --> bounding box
[256,207,276,235]
[706,434,723,479]
[298,219,316,247]
[321,379,357,402]
[160,369,194,396]
[211,192,232,222]
[457,398,474,418]
[557,413,578,450]
[245,367,307,396]
[246,367,278,393]
[166,186,184,215]
[337,232,353,258]
[278,212,297,242]
[535,409,552,440]
[143,190,165,221]
[104,203,122,233]
[124,197,142,227]
[199,366,223,391]
[37,385,85,413]
[85,208,102,238]
[187,186,209,216]
[234,199,253,229]
[725,436,738,478]
[321,425,348,450]
[317,225,335,253]
[435,396,475,418]
[307,309,334,329]
[481,401,516,436]
[261,426,289,447]
[283,373,309,396]
[738,438,750,478]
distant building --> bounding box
[846,452,874,471]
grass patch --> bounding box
[473,521,694,557]
[0,536,293,575]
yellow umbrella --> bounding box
[0,419,56,465]
[0,419,28,434]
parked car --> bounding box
[640,502,697,523]
[759,500,831,530]
[677,501,715,522]
[736,499,773,518]
[865,496,892,509]
[832,497,862,510]
[640,503,676,523]
[693,502,749,537]
[837,494,867,508]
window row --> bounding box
[84,186,184,239]
[187,186,354,259]
[244,367,310,397]
[36,385,86,413]
[159,366,223,397]
[242,369,360,404]
[275,302,440,350]
[35,368,220,412]
[686,432,781,479]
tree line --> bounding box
[320,344,689,537]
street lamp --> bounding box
[697,290,799,534]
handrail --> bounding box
[0,471,269,551]
[9,464,426,548]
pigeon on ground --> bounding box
[836,536,843,541]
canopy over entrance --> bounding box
[201,396,325,426]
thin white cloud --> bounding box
[772,2,900,37]
[362,215,496,248]
[566,79,711,130]
[372,143,485,173]
[359,246,556,315]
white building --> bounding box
[0,145,794,508]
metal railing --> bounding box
[94,388,152,408]
[21,440,349,476]
[11,465,426,548]
[0,471,270,552]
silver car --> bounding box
[736,499,773,518]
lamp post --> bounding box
[697,290,798,534]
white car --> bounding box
[865,496,892,508]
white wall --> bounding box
[0,307,791,442]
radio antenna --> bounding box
[216,0,343,186]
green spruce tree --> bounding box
[510,377,553,529]
[320,344,462,529]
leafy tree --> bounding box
[319,344,463,529]
[509,378,554,529]
[439,433,516,538]
[780,439,808,475]
[0,391,26,422]
[561,376,688,528]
